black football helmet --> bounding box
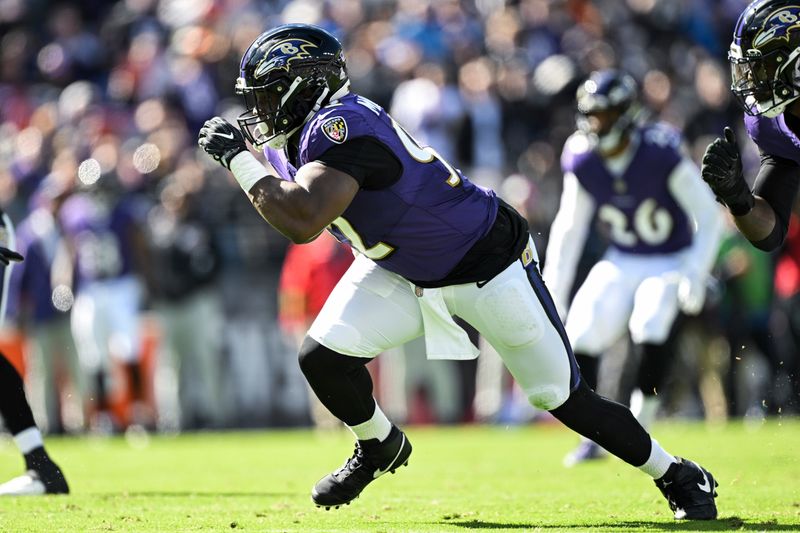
[729,0,800,117]
[575,69,641,153]
[236,24,349,149]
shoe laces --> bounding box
[336,444,367,476]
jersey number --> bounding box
[598,198,673,247]
[328,108,463,260]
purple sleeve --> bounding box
[263,147,295,182]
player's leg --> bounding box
[107,276,150,430]
[452,253,717,520]
[300,255,423,508]
[71,284,114,433]
[628,271,682,430]
[0,353,68,495]
[561,258,636,463]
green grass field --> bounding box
[0,421,798,532]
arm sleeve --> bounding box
[542,172,595,316]
[668,157,724,276]
[750,152,800,251]
[314,137,402,190]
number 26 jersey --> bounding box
[561,123,692,255]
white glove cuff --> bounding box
[230,151,267,193]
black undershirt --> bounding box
[315,137,402,189]
[313,136,530,286]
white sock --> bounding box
[638,438,676,479]
[347,401,392,442]
[630,389,660,431]
[14,427,43,455]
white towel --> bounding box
[416,286,480,360]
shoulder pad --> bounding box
[300,96,377,163]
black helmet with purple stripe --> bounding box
[730,0,800,117]
[236,24,349,149]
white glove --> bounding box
[678,270,707,315]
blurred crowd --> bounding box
[0,0,797,435]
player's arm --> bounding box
[738,153,800,251]
[245,161,359,243]
[668,157,724,313]
[198,117,359,244]
[701,127,800,251]
[542,172,595,318]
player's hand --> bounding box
[198,117,247,170]
[701,127,754,216]
[0,246,23,266]
[678,270,706,315]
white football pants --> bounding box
[565,249,684,354]
[308,241,579,411]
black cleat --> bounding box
[312,426,412,508]
[655,457,718,520]
[0,461,69,496]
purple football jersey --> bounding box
[744,114,800,164]
[266,93,498,282]
[561,123,692,254]
[59,193,141,284]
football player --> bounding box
[702,0,800,251]
[0,210,69,495]
[543,70,723,466]
[199,24,719,519]
[59,185,152,433]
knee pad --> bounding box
[526,384,570,411]
[298,337,368,378]
[298,337,336,377]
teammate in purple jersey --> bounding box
[0,209,68,496]
[199,24,718,519]
[59,189,151,433]
[544,71,723,466]
[702,0,800,251]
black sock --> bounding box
[575,352,600,391]
[94,370,109,411]
[637,342,672,395]
[550,380,651,467]
[0,352,37,434]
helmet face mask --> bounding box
[730,1,800,117]
[236,24,348,149]
[729,44,800,117]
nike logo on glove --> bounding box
[210,132,235,139]
[697,470,711,493]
